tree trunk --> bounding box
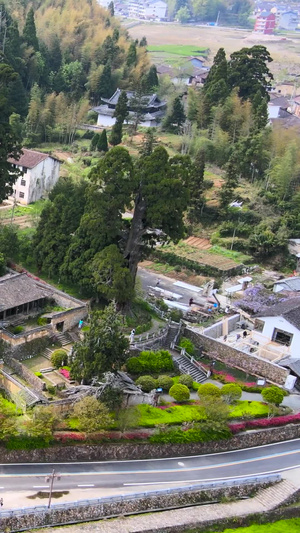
[123,189,146,283]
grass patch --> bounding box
[208,245,253,265]
[147,44,208,56]
[197,518,300,533]
[137,401,269,427]
[0,199,47,220]
[23,355,52,373]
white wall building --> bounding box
[144,0,167,19]
[254,298,300,359]
[8,149,61,205]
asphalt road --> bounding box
[1,440,300,493]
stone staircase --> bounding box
[176,353,207,383]
[42,347,53,360]
[68,330,80,343]
[255,479,297,509]
[55,332,72,346]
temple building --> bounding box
[93,88,167,127]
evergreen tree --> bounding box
[146,65,159,90]
[252,91,268,131]
[71,303,129,383]
[108,1,114,16]
[7,74,28,117]
[139,36,148,47]
[98,129,108,152]
[91,133,100,151]
[48,35,62,73]
[187,150,206,222]
[0,63,22,202]
[110,121,123,146]
[98,63,112,99]
[139,128,156,156]
[164,96,185,133]
[220,154,239,208]
[23,8,39,51]
[126,42,137,67]
[112,28,119,42]
[228,45,273,102]
[203,48,229,106]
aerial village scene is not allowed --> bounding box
[2,0,300,532]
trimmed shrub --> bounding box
[197,383,221,399]
[221,383,242,404]
[150,425,231,444]
[37,317,48,326]
[157,375,174,391]
[262,386,284,406]
[34,372,43,378]
[47,385,56,395]
[169,384,190,402]
[127,350,174,374]
[178,374,193,389]
[51,349,68,369]
[135,376,157,393]
[179,337,195,355]
[6,437,51,450]
[13,325,24,335]
[229,413,300,433]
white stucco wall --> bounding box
[145,1,167,19]
[96,114,159,128]
[12,157,60,205]
[256,316,300,358]
[268,104,281,119]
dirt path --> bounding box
[0,215,33,228]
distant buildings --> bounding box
[93,88,166,127]
[97,0,168,19]
[8,149,61,205]
[278,10,299,30]
[254,10,276,34]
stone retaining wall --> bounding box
[9,358,45,392]
[0,424,300,463]
[184,327,289,385]
[0,482,276,533]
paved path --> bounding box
[29,477,299,533]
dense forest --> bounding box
[168,0,253,26]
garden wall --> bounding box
[203,314,240,339]
[184,327,289,385]
[0,480,281,533]
[8,358,45,392]
[50,306,87,332]
[1,424,300,463]
[0,326,51,347]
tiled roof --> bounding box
[256,297,300,330]
[100,88,165,108]
[0,273,52,312]
[8,148,58,169]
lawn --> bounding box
[0,199,47,220]
[137,401,269,427]
[23,355,52,373]
[147,44,208,56]
[199,518,300,533]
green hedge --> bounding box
[127,350,174,374]
[6,437,51,450]
[150,425,231,444]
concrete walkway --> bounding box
[29,477,299,533]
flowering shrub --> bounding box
[54,432,86,443]
[59,368,70,379]
[229,413,300,433]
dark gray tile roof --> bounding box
[274,277,300,291]
[280,357,300,377]
[256,297,300,330]
[0,273,52,312]
[8,148,60,169]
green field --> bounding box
[199,518,300,533]
[147,44,208,56]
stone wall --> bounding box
[0,481,279,533]
[0,326,51,347]
[50,306,87,332]
[9,358,45,392]
[185,327,289,385]
[203,314,240,339]
[0,424,299,463]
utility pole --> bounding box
[45,469,61,509]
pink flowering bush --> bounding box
[59,368,70,379]
[229,413,300,433]
[54,432,85,443]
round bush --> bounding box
[126,357,144,374]
[178,374,193,389]
[135,376,157,393]
[221,383,242,404]
[169,384,190,402]
[13,325,24,335]
[51,349,68,369]
[197,383,221,399]
[37,317,48,326]
[157,375,174,391]
[261,386,284,406]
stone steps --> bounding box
[42,347,53,360]
[255,479,296,509]
[56,332,71,346]
[176,355,207,383]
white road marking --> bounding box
[78,484,95,488]
[178,462,185,467]
[33,486,48,489]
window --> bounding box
[19,192,25,199]
[21,179,26,187]
[22,166,28,173]
[255,319,264,332]
[272,328,293,346]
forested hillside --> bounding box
[0,0,150,145]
